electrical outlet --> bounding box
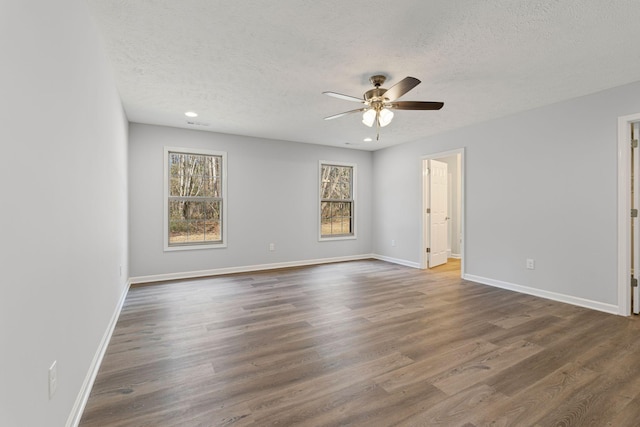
[526,259,535,270]
[49,361,58,399]
[391,239,396,247]
[269,243,275,251]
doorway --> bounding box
[421,148,465,277]
[617,113,640,316]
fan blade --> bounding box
[388,101,444,110]
[322,91,365,103]
[324,108,368,120]
[382,76,421,101]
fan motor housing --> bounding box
[365,75,389,102]
[364,88,387,102]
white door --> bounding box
[429,159,448,268]
[634,122,640,314]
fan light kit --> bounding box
[323,75,443,140]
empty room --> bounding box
[4,1,640,426]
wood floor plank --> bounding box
[476,362,599,426]
[79,259,640,426]
[375,339,498,393]
[247,352,414,424]
[429,339,544,396]
[397,383,507,426]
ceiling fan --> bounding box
[323,75,444,140]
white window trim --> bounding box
[318,160,357,241]
[164,146,228,251]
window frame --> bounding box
[163,146,228,251]
[318,160,357,241]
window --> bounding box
[319,161,356,240]
[164,147,227,250]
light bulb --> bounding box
[378,108,394,127]
[362,109,376,127]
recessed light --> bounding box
[185,111,198,118]
[363,137,373,142]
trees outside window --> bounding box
[320,161,356,240]
[164,147,227,250]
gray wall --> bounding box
[0,1,129,426]
[4,2,640,424]
[373,81,640,308]
[129,124,373,278]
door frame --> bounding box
[421,148,465,276]
[617,113,640,316]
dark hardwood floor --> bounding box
[79,259,640,426]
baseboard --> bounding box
[464,274,620,315]
[372,254,421,269]
[129,254,377,284]
[450,253,461,259]
[66,278,132,427]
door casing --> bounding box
[421,148,465,276]
[617,113,640,316]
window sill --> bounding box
[164,242,227,252]
[319,235,357,242]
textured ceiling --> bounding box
[86,0,640,150]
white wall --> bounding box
[0,1,129,426]
[374,81,640,311]
[129,124,373,279]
